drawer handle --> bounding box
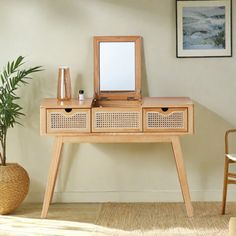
[65,108,72,113]
[161,108,169,112]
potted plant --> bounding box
[0,56,42,214]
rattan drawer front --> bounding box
[92,108,142,132]
[47,109,90,133]
[143,108,188,132]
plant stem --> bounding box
[2,129,6,166]
[0,135,3,165]
[0,151,3,165]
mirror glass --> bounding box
[99,42,135,91]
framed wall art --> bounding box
[176,0,232,58]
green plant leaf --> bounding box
[0,56,43,165]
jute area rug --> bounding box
[0,202,234,236]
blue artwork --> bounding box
[183,6,225,50]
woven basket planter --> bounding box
[0,163,30,214]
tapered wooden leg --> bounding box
[222,156,229,214]
[49,150,63,204]
[41,136,63,218]
[171,136,193,217]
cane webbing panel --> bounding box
[146,111,185,130]
[94,111,141,131]
[47,109,89,133]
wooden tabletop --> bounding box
[41,97,193,109]
[40,98,93,109]
[142,97,193,107]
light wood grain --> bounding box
[171,136,193,217]
[142,97,194,135]
[62,135,173,143]
[228,173,236,178]
[188,103,194,134]
[142,97,193,107]
[40,97,194,136]
[94,36,142,101]
[41,137,63,218]
[227,180,236,184]
[41,135,193,218]
[222,156,230,214]
[40,107,47,135]
[42,132,193,137]
[222,129,236,214]
[40,97,194,218]
[40,98,93,109]
[94,99,141,108]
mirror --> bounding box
[94,36,142,100]
[100,42,135,91]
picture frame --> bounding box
[176,0,232,58]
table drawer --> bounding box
[92,108,142,132]
[47,108,90,133]
[143,107,188,132]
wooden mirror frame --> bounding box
[94,36,142,101]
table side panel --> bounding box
[188,103,194,135]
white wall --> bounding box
[0,0,235,202]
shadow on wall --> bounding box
[34,1,84,22]
[181,101,233,196]
[34,0,166,18]
[96,0,168,15]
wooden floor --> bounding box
[0,202,235,235]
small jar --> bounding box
[78,90,85,100]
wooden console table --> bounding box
[40,97,194,218]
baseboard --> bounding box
[25,189,236,203]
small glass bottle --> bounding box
[57,66,72,101]
[78,90,85,101]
